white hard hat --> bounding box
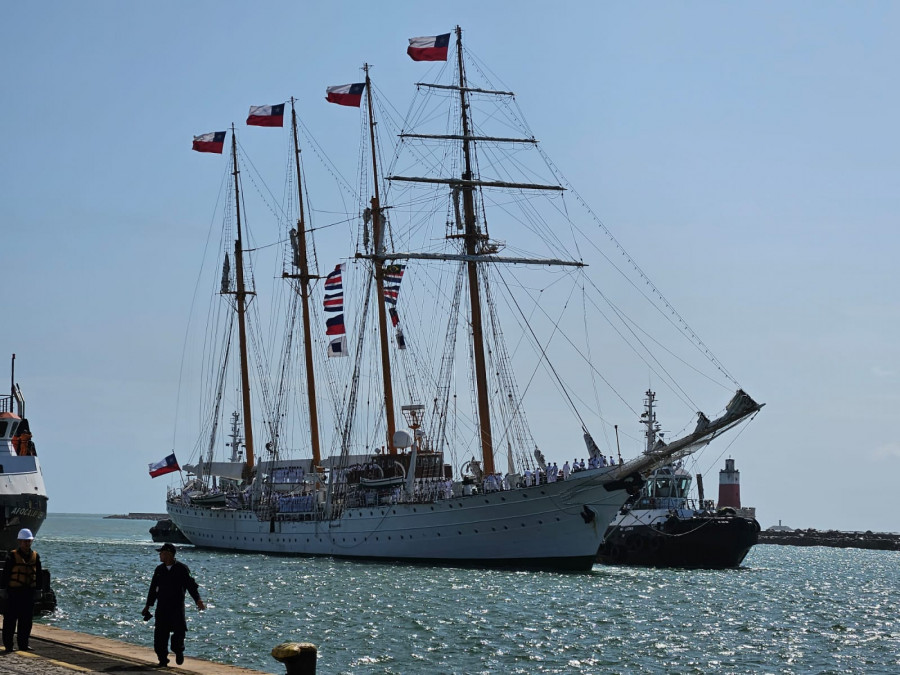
[17,529,34,541]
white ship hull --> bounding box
[0,455,48,550]
[168,469,630,571]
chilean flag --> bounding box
[192,131,226,154]
[407,33,451,62]
[326,83,365,107]
[247,103,285,127]
[149,453,180,478]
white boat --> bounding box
[0,354,48,550]
[166,28,762,571]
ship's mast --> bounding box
[229,126,256,473]
[364,63,398,454]
[227,411,243,463]
[641,389,660,455]
[385,28,576,473]
[455,26,495,475]
[283,98,322,467]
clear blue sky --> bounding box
[2,2,898,531]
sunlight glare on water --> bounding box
[36,515,900,674]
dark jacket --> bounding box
[145,561,202,628]
[1,548,42,591]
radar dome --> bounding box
[392,430,413,449]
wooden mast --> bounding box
[364,64,398,454]
[455,26,495,475]
[285,98,322,467]
[229,126,256,473]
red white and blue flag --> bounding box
[324,264,348,357]
[407,33,451,62]
[149,453,180,478]
[192,131,226,154]
[324,264,344,293]
[383,264,407,349]
[323,294,343,312]
[383,264,405,306]
[326,83,365,107]
[325,315,345,335]
[246,104,285,127]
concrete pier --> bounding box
[0,624,269,674]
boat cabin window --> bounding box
[647,473,691,499]
[0,421,6,437]
[649,477,673,498]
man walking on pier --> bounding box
[0,528,42,653]
[142,543,205,667]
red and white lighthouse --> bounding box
[718,458,741,508]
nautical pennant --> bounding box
[407,33,451,62]
[383,264,405,286]
[323,293,343,312]
[382,264,407,349]
[192,131,226,154]
[246,103,285,127]
[383,264,405,306]
[325,315,345,335]
[327,335,348,358]
[323,264,348,356]
[324,264,344,292]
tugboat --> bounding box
[149,518,191,545]
[597,391,760,568]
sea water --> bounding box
[34,514,900,674]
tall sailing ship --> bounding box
[0,355,48,550]
[166,28,762,571]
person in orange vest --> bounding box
[0,529,42,652]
